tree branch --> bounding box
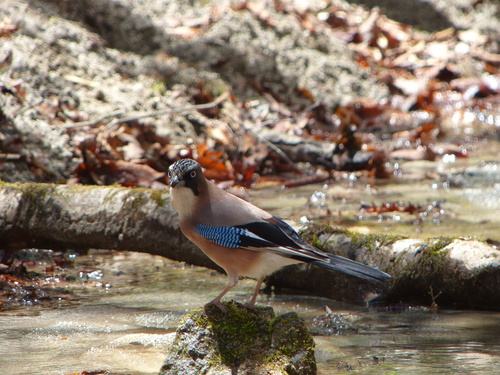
[0,182,219,270]
[60,92,230,129]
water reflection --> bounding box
[315,309,500,374]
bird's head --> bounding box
[168,158,205,196]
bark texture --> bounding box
[0,182,219,270]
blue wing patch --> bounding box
[195,224,247,248]
[194,223,281,249]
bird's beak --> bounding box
[169,175,179,187]
[169,175,184,188]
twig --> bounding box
[0,153,23,161]
[58,92,230,129]
[113,92,230,124]
[58,110,124,129]
[224,101,321,171]
[244,126,299,169]
[12,98,44,118]
[429,285,442,312]
[255,101,320,130]
[225,113,299,171]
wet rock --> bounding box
[160,301,316,375]
[447,239,500,270]
[310,308,359,336]
[269,225,500,310]
[387,238,500,310]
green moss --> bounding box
[395,238,453,281]
[300,224,404,253]
[20,182,55,197]
[200,302,273,367]
[270,312,315,357]
[407,238,455,282]
[167,302,316,373]
[388,237,458,306]
[151,80,166,95]
[424,237,454,253]
[309,235,324,250]
[150,188,167,207]
[351,232,405,252]
[18,182,58,211]
[299,224,349,250]
[119,187,168,209]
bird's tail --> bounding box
[311,253,391,283]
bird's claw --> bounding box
[206,299,227,313]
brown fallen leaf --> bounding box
[0,18,18,38]
[390,146,436,161]
[112,160,165,187]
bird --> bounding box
[168,158,391,311]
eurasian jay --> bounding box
[168,158,391,311]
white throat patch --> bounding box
[170,186,198,219]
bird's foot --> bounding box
[243,301,258,311]
[206,299,227,313]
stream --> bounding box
[252,140,500,242]
[2,141,500,374]
[1,249,499,375]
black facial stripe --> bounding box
[185,176,199,196]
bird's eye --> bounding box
[190,171,197,178]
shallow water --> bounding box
[1,250,499,375]
[315,310,500,374]
[252,140,500,242]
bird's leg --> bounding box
[208,273,239,312]
[245,277,264,310]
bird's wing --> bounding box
[263,217,392,282]
[194,217,328,262]
[194,217,391,283]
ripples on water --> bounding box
[1,251,499,375]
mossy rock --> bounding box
[160,301,316,375]
[387,238,500,310]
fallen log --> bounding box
[1,182,499,310]
[0,182,218,270]
[0,182,389,303]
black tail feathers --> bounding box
[312,253,391,283]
